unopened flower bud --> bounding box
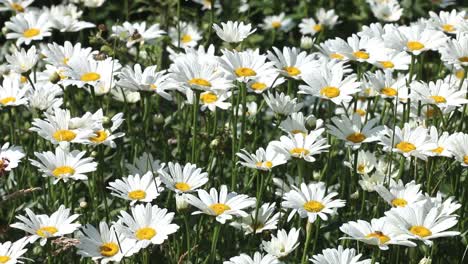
[300,36,314,49]
[210,138,220,149]
[49,72,61,84]
[176,194,189,211]
[153,114,165,125]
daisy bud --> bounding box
[49,72,61,84]
[102,116,111,125]
[90,151,98,157]
[176,194,189,211]
[419,257,431,264]
[210,138,219,149]
[350,191,359,199]
[79,201,88,208]
[153,114,165,125]
[300,36,314,49]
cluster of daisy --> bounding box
[0,0,467,263]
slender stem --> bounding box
[209,224,221,264]
[301,221,313,264]
[191,91,201,163]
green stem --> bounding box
[191,91,201,163]
[301,221,313,264]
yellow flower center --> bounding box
[135,227,157,240]
[379,61,395,69]
[432,147,444,154]
[0,256,11,263]
[181,34,192,44]
[455,69,465,79]
[409,226,432,237]
[353,50,370,60]
[313,24,323,32]
[356,109,366,116]
[52,166,75,178]
[291,129,306,135]
[150,84,157,90]
[128,190,146,200]
[100,242,119,257]
[330,53,344,60]
[36,226,58,237]
[395,141,416,153]
[90,130,108,143]
[80,72,101,82]
[209,203,231,215]
[463,155,468,165]
[381,87,398,97]
[346,132,366,143]
[458,56,468,63]
[20,75,28,83]
[303,200,325,212]
[23,28,40,38]
[235,67,257,77]
[251,82,267,91]
[366,231,391,244]
[407,41,425,51]
[290,148,310,156]
[430,95,446,104]
[63,57,69,65]
[283,66,301,76]
[11,3,24,12]
[391,198,408,207]
[200,92,218,104]
[53,130,77,142]
[188,78,212,87]
[175,182,191,192]
[0,97,16,105]
[271,21,282,28]
[442,24,455,32]
[255,161,273,168]
[320,86,340,98]
[357,164,366,174]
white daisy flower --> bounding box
[282,182,345,223]
[86,110,125,148]
[310,246,372,264]
[0,238,29,264]
[315,8,340,29]
[158,161,208,194]
[263,92,303,116]
[107,171,163,205]
[246,72,284,94]
[219,49,276,83]
[344,150,378,175]
[446,132,468,167]
[42,41,94,68]
[299,18,324,36]
[10,205,80,246]
[385,201,460,246]
[366,70,408,101]
[186,88,232,112]
[261,13,294,32]
[110,87,141,103]
[327,113,383,149]
[368,0,403,22]
[271,129,329,163]
[30,147,97,184]
[410,79,468,111]
[340,217,416,250]
[0,76,28,107]
[261,228,300,258]
[169,22,202,48]
[423,127,452,157]
[212,21,256,43]
[224,252,279,264]
[114,204,179,250]
[382,24,447,55]
[299,61,361,105]
[330,34,383,63]
[112,21,165,47]
[5,46,38,74]
[117,64,173,100]
[185,185,256,224]
[237,145,287,171]
[267,46,318,80]
[230,203,280,235]
[440,33,468,68]
[0,142,25,175]
[48,3,95,32]
[370,49,411,71]
[279,112,316,136]
[125,152,163,175]
[76,222,137,264]
[375,180,426,208]
[26,82,63,112]
[0,0,34,12]
[429,9,465,34]
[5,11,52,46]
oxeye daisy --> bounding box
[343,150,377,175]
[370,49,411,71]
[429,10,465,34]
[224,252,280,264]
[379,123,437,160]
[114,204,179,250]
[330,34,383,63]
[112,21,165,47]
[246,72,284,94]
[10,205,80,246]
[315,8,339,29]
[48,4,95,33]
[382,24,447,55]
[299,18,324,36]
[262,13,294,32]
[440,34,468,68]
[375,180,426,208]
[368,0,403,22]
[316,39,348,61]
[42,41,94,68]
[230,203,280,235]
[111,87,141,103]
[169,22,202,48]
[219,49,276,83]
[5,11,52,46]
[0,77,28,108]
[327,114,383,149]
[385,202,460,246]
[282,182,345,223]
[186,88,232,111]
[411,80,468,111]
[185,185,256,224]
[125,152,163,175]
[212,21,256,43]
[267,47,317,80]
[26,82,63,112]
[423,126,452,157]
[446,132,468,167]
[86,110,125,148]
[107,171,163,205]
[367,70,408,101]
[0,142,25,176]
[30,147,97,184]
[30,108,96,145]
[237,145,288,171]
[340,217,416,250]
[263,92,303,116]
[76,222,137,263]
[279,112,316,136]
[270,129,329,163]
[0,238,29,264]
[5,46,38,74]
[117,64,173,100]
[299,61,361,105]
[310,246,372,264]
[261,228,300,258]
[158,161,208,194]
[0,0,34,13]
